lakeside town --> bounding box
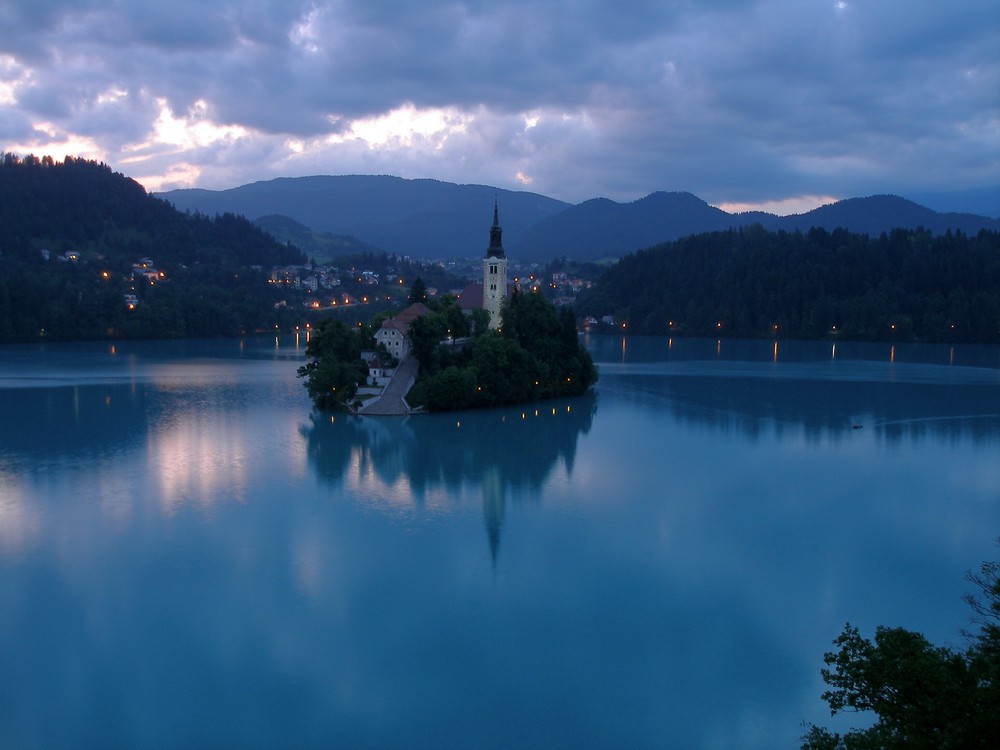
[266,259,594,314]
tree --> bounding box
[425,366,477,411]
[436,294,470,339]
[802,554,1000,749]
[470,308,491,337]
[408,312,448,371]
[297,318,367,410]
[407,277,428,304]
[401,289,597,412]
[502,291,598,397]
[469,332,539,407]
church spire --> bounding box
[486,198,505,258]
[482,200,508,330]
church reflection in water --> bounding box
[303,394,597,561]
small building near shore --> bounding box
[373,302,432,360]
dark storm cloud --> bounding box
[0,0,996,207]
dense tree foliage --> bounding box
[296,318,370,410]
[298,289,595,413]
[0,153,306,341]
[502,291,599,398]
[407,290,598,411]
[802,557,1000,749]
[577,226,1000,343]
[407,277,428,304]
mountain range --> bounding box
[158,176,1000,263]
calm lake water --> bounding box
[1,334,998,749]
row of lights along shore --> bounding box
[610,320,935,335]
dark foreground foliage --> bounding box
[802,556,1000,749]
[578,225,1000,343]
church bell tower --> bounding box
[482,201,507,330]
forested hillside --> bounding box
[577,226,1000,343]
[0,154,306,342]
[253,214,380,263]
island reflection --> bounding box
[303,394,597,560]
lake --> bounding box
[1,334,998,749]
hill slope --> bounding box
[0,154,306,342]
[161,175,569,259]
[514,191,738,260]
[519,193,1000,261]
[576,226,1000,343]
[253,214,381,262]
[774,195,999,237]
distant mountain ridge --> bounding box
[158,177,1000,262]
[161,175,569,260]
[514,192,739,261]
[765,195,999,237]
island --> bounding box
[298,203,598,413]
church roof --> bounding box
[456,282,483,311]
[396,302,432,327]
[456,281,514,311]
[378,302,432,336]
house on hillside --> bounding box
[361,351,390,386]
[132,265,164,283]
[373,302,432,360]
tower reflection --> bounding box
[304,395,597,561]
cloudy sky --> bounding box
[1,1,997,212]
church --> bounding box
[374,203,513,360]
[457,202,514,330]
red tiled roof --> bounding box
[456,283,483,311]
[378,301,432,336]
[456,282,514,311]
